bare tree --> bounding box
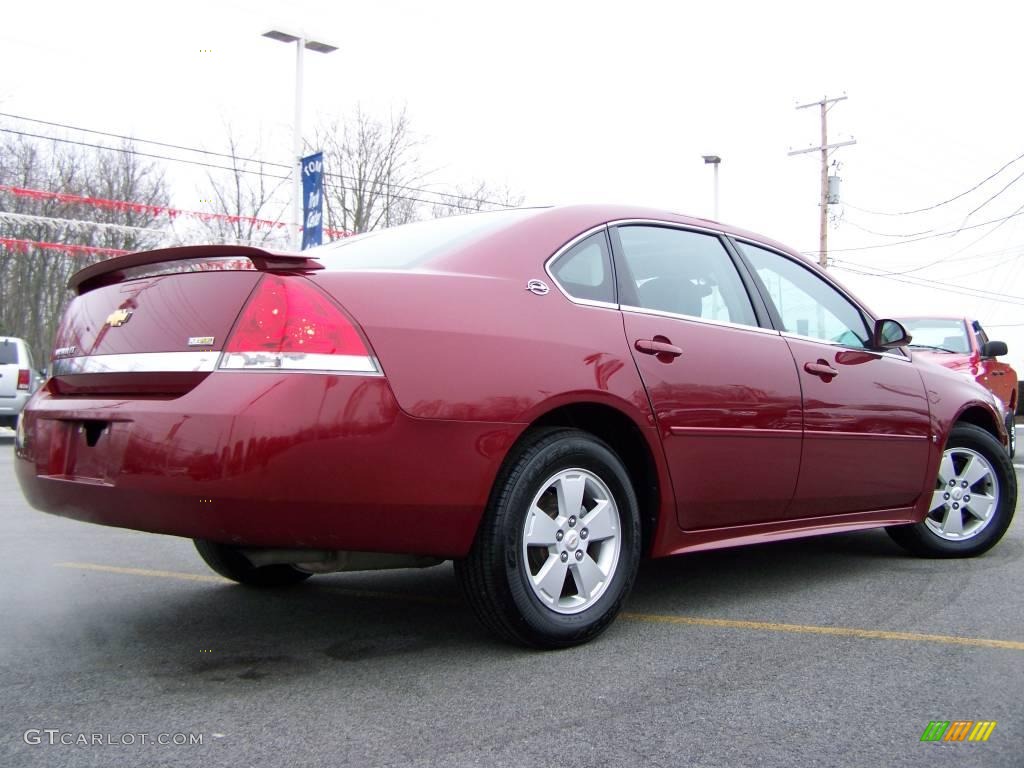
[430,180,524,219]
[192,127,290,247]
[317,105,426,235]
[0,134,169,364]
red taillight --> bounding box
[221,275,377,373]
[17,369,30,390]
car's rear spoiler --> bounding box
[69,244,323,294]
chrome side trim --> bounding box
[779,331,913,362]
[52,351,220,375]
[219,351,381,374]
[669,426,801,438]
[804,429,928,441]
[543,224,618,309]
[51,351,383,376]
[605,217,726,236]
[620,304,780,336]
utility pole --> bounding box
[788,95,855,268]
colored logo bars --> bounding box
[920,721,997,742]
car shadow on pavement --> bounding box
[48,527,935,684]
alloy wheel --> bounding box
[926,447,1000,541]
[521,468,621,615]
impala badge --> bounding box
[188,336,215,346]
[105,308,133,327]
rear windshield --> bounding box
[0,342,18,365]
[313,209,540,270]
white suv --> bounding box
[1,337,41,430]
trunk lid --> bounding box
[51,245,322,396]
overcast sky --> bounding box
[2,1,1024,359]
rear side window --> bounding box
[0,342,17,365]
[548,232,615,303]
[614,226,757,326]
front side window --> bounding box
[737,242,870,348]
[615,226,757,326]
[548,231,615,303]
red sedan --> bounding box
[896,316,1018,456]
[14,205,1017,648]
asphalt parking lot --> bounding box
[1,430,1022,768]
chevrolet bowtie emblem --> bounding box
[105,308,133,327]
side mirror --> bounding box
[871,319,912,350]
[981,340,1008,358]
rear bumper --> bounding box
[15,373,523,558]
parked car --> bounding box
[0,336,40,430]
[896,316,1018,456]
[14,206,1017,648]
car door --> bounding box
[734,240,931,517]
[612,224,803,529]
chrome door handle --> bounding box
[635,339,683,358]
[804,361,838,378]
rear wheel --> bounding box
[194,539,312,587]
[887,423,1016,557]
[456,428,641,648]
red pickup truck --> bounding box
[898,316,1018,455]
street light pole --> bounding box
[263,30,337,250]
[292,37,305,250]
[702,155,721,220]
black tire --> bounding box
[455,428,641,649]
[194,539,312,587]
[1015,389,1024,417]
[887,423,1016,558]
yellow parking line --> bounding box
[55,562,1024,650]
[54,561,457,605]
[620,612,1024,651]
[56,561,224,583]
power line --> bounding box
[0,127,495,213]
[832,260,1024,306]
[840,200,1024,276]
[804,206,1024,254]
[840,217,934,239]
[0,111,515,209]
[846,149,1024,216]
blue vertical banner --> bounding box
[301,151,324,250]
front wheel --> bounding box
[456,428,641,648]
[194,539,312,587]
[887,423,1016,557]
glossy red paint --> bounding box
[14,205,1011,562]
[16,373,521,556]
